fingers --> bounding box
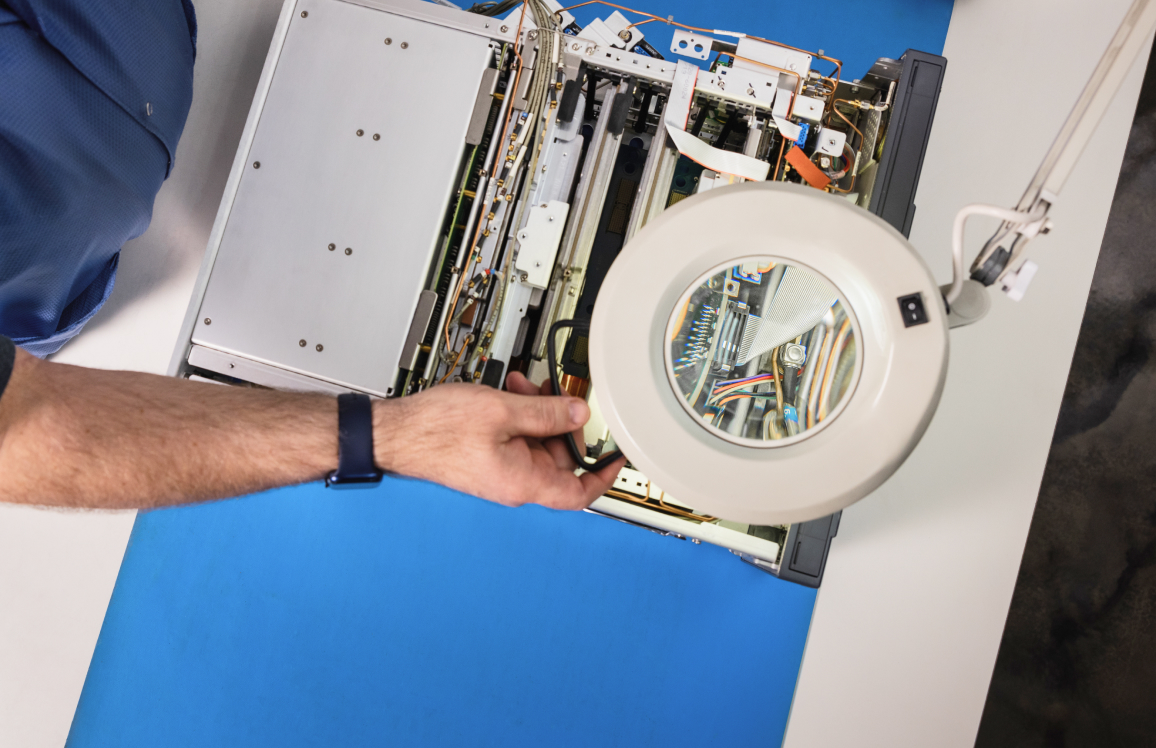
[577,455,627,504]
[529,452,627,511]
[504,370,539,397]
[500,391,589,439]
[541,435,574,470]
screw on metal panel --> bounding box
[356,129,364,136]
[345,248,352,255]
[299,339,306,347]
[572,43,580,51]
[618,29,631,41]
[301,10,308,17]
[204,318,211,325]
[328,243,336,251]
[400,41,408,49]
[585,47,594,56]
[316,344,324,352]
[228,363,235,369]
[145,102,153,116]
[528,30,537,40]
[747,87,755,96]
[253,161,260,168]
[384,37,392,45]
[373,133,380,141]
[500,25,508,33]
[520,272,528,281]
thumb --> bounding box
[501,393,589,438]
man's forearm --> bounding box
[0,351,338,509]
[0,348,622,512]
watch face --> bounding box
[665,257,859,447]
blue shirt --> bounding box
[0,0,197,356]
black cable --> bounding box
[547,319,624,473]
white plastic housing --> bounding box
[590,183,950,525]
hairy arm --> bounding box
[0,348,622,510]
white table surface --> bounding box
[0,1,1145,746]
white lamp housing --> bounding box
[590,182,949,524]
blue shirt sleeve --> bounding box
[0,1,197,356]
[0,335,13,399]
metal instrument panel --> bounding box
[193,0,494,395]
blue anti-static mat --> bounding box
[67,3,952,746]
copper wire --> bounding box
[441,4,532,365]
[829,142,858,194]
[438,334,473,384]
[816,318,851,421]
[553,0,843,85]
[605,489,718,523]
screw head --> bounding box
[384,37,392,45]
[315,344,324,352]
[300,10,308,17]
[372,133,380,141]
[500,25,509,33]
[204,318,211,325]
[356,129,364,137]
[572,43,580,51]
[345,248,352,256]
[252,161,260,168]
[400,41,408,49]
[299,339,306,347]
[328,243,336,251]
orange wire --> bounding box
[438,334,472,384]
[441,3,532,357]
[553,0,843,80]
[816,319,850,421]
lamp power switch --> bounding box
[898,293,928,327]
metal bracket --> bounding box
[515,201,570,288]
[670,29,712,60]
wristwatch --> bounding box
[325,393,384,488]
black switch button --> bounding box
[898,293,928,327]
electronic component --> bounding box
[174,0,946,586]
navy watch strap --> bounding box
[326,393,384,488]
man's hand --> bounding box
[373,371,625,510]
[0,343,623,511]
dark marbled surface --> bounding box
[975,46,1156,748]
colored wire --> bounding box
[817,319,851,422]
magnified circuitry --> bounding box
[666,258,859,446]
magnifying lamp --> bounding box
[589,0,1156,525]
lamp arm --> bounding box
[962,0,1156,299]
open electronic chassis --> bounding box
[172,0,945,588]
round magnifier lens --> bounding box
[665,257,860,447]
